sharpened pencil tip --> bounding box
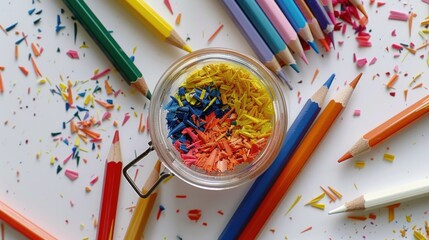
[324,74,335,88]
[319,39,331,52]
[338,152,352,163]
[328,205,347,214]
[300,52,309,65]
[112,130,120,144]
[277,71,293,90]
[290,63,300,73]
[183,44,193,53]
[307,41,319,54]
[349,73,363,89]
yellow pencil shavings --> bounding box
[285,195,302,215]
[50,156,55,165]
[305,193,325,205]
[414,230,427,240]
[387,203,400,223]
[354,161,366,168]
[409,72,424,87]
[310,203,325,210]
[406,215,412,223]
[383,153,395,162]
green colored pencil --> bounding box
[62,0,151,100]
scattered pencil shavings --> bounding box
[175,13,182,25]
[387,203,400,223]
[383,153,395,162]
[66,50,79,59]
[18,66,29,76]
[356,58,367,68]
[122,112,130,126]
[354,161,366,168]
[300,226,312,234]
[65,169,79,181]
[187,209,202,222]
[285,195,302,215]
[208,24,224,43]
[320,186,337,202]
[347,215,367,221]
[305,193,325,206]
[157,205,165,220]
[389,10,409,21]
[353,109,361,117]
[414,231,427,240]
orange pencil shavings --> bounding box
[31,42,43,57]
[386,74,399,89]
[18,66,29,76]
[80,128,101,139]
[404,89,408,101]
[0,72,3,93]
[67,80,73,105]
[409,12,417,37]
[285,195,302,215]
[30,56,42,77]
[328,186,343,199]
[405,46,417,55]
[347,215,367,221]
[175,13,182,25]
[368,213,377,220]
[320,186,337,202]
[70,120,78,134]
[311,69,319,84]
[138,113,145,133]
[15,45,19,59]
[300,226,312,233]
[95,99,114,109]
[104,80,113,95]
[387,203,400,223]
[412,83,424,89]
[208,24,224,43]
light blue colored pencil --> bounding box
[236,0,299,73]
[275,0,319,53]
[218,74,335,240]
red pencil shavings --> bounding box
[208,24,224,43]
[176,195,187,199]
[356,58,367,68]
[91,68,110,80]
[66,49,79,59]
[300,226,312,233]
[187,209,202,222]
[90,176,98,185]
[369,57,377,65]
[122,112,130,126]
[65,169,79,181]
[18,66,29,76]
[389,10,409,21]
[348,215,367,221]
[164,0,173,15]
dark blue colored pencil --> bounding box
[218,74,335,240]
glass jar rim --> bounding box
[148,48,288,190]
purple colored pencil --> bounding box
[223,0,293,89]
[305,0,335,48]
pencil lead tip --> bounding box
[320,39,331,52]
[349,73,363,89]
[290,63,300,73]
[113,130,120,144]
[307,41,319,54]
[183,45,193,53]
[324,74,335,88]
[338,152,352,163]
[328,205,347,214]
[300,53,309,65]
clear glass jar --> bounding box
[148,48,287,190]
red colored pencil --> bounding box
[97,130,122,240]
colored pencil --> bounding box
[305,0,335,47]
[293,0,330,51]
[236,0,300,73]
[349,0,368,18]
[238,73,362,240]
[0,200,57,240]
[123,0,192,53]
[124,160,161,239]
[219,74,335,240]
[62,0,151,99]
[338,94,429,163]
[222,0,293,89]
[256,0,309,65]
[97,130,122,240]
[329,178,429,214]
[275,0,319,53]
[320,0,336,24]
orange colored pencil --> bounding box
[338,94,429,163]
[97,130,122,240]
[238,73,362,240]
[0,200,57,240]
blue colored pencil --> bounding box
[223,0,293,89]
[236,0,299,73]
[218,74,335,240]
[275,0,319,53]
[305,0,335,48]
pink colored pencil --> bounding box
[257,0,309,64]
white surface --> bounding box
[1,0,429,239]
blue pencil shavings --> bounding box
[76,105,88,112]
[28,8,36,15]
[5,22,18,32]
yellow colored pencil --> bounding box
[123,0,192,53]
[124,160,161,239]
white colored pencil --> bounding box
[329,178,429,214]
